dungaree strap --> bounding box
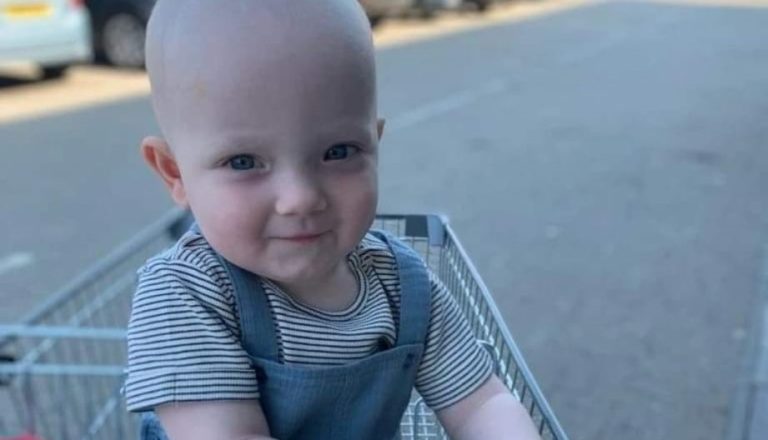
[222,261,282,362]
[187,222,280,362]
[369,230,432,347]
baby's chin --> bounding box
[232,242,347,282]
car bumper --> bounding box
[0,9,92,67]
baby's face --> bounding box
[146,0,380,289]
[177,75,379,291]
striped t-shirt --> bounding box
[125,230,493,412]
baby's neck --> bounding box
[275,261,359,313]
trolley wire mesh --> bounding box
[0,209,567,440]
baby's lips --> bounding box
[277,231,329,241]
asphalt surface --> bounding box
[2,1,768,439]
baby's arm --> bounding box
[436,375,541,440]
[415,270,542,439]
[157,400,274,440]
[126,251,273,439]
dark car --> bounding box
[85,0,154,68]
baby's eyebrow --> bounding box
[212,136,272,153]
[317,123,375,144]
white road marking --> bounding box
[0,252,34,276]
[387,79,508,132]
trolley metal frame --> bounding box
[0,209,568,440]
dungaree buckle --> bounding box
[254,365,267,383]
[402,353,415,370]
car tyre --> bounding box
[470,0,492,12]
[368,15,383,28]
[40,65,69,80]
[101,11,146,68]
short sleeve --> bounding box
[414,272,494,411]
[124,254,259,412]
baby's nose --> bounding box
[274,172,327,216]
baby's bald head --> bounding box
[145,0,377,150]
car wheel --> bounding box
[101,11,146,68]
[368,15,383,28]
[40,65,69,80]
[470,0,492,12]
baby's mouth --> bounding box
[276,231,329,243]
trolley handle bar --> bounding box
[0,325,126,340]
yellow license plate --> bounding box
[3,3,53,19]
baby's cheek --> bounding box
[344,173,378,236]
[189,181,265,240]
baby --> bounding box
[124,1,541,439]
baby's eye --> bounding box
[324,144,359,161]
[227,154,261,171]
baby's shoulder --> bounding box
[141,228,220,269]
[137,229,233,300]
[129,229,240,346]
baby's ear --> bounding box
[377,118,386,140]
[140,136,189,208]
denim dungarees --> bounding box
[140,230,431,440]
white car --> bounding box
[0,0,92,79]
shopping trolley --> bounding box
[0,209,569,440]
